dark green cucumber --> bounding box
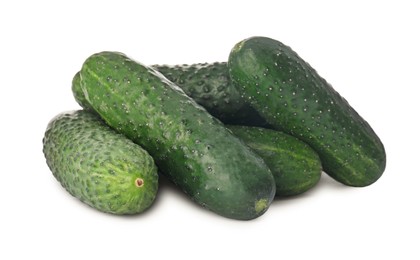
[79,51,276,220]
[152,62,267,126]
[43,110,158,214]
[228,36,386,187]
[228,125,322,196]
[74,62,267,126]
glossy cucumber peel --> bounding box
[74,63,267,126]
[228,36,386,187]
[152,62,267,126]
[79,51,276,220]
[228,125,322,196]
[43,110,158,214]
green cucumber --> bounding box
[227,125,322,196]
[42,110,158,214]
[72,71,94,111]
[79,51,276,220]
[228,36,386,187]
[152,62,267,126]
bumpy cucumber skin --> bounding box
[152,62,267,126]
[228,36,386,187]
[228,125,322,196]
[79,51,276,220]
[75,62,267,126]
[43,110,158,215]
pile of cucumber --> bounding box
[43,36,386,220]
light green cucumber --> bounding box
[43,110,158,214]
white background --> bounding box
[1,0,419,259]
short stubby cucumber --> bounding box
[42,110,159,215]
[152,62,267,126]
[79,51,276,220]
[228,125,322,196]
[228,36,386,187]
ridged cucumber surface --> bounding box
[152,62,267,126]
[42,110,158,214]
[228,125,322,196]
[79,51,276,220]
[228,36,386,187]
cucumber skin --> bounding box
[79,51,276,220]
[228,125,322,196]
[74,63,268,126]
[228,36,386,187]
[42,110,158,215]
[72,71,93,111]
[152,62,267,126]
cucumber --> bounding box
[227,125,322,196]
[228,36,386,187]
[79,51,276,220]
[72,71,93,111]
[74,62,267,126]
[152,62,267,126]
[42,110,158,214]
